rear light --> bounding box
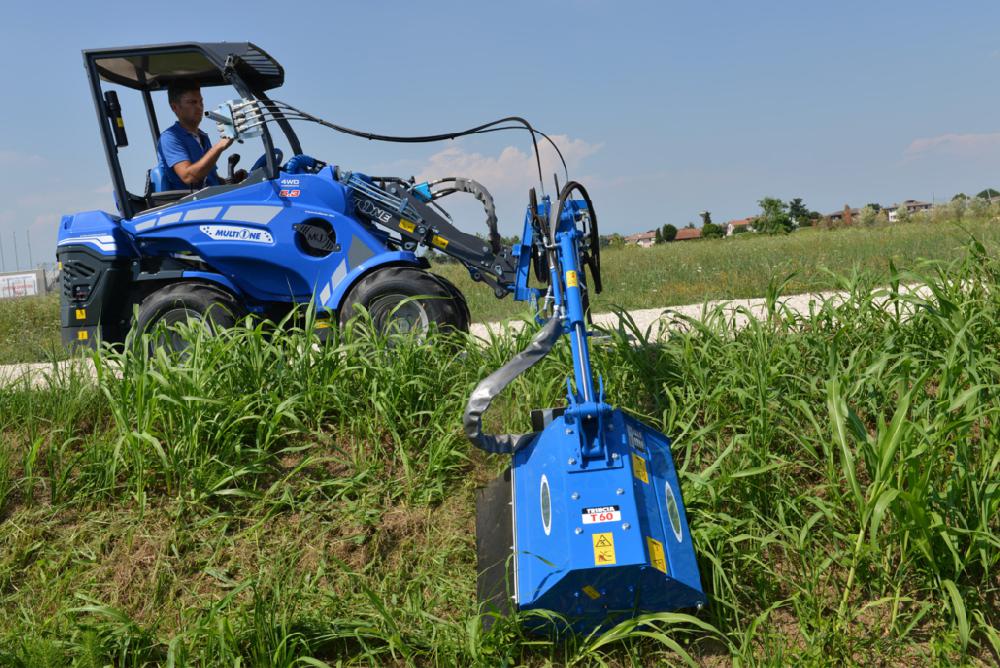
[72,284,91,301]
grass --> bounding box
[3,215,1000,366]
[434,215,1000,323]
[0,227,999,665]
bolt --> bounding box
[622,522,631,530]
[568,457,577,465]
[482,245,490,253]
[571,492,580,500]
[616,488,624,495]
[574,527,583,535]
[565,428,573,435]
[611,452,620,460]
[417,226,426,234]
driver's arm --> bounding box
[172,137,233,186]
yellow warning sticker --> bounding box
[582,585,601,600]
[116,117,124,127]
[632,453,649,484]
[315,321,330,329]
[593,532,616,566]
[565,270,578,287]
[75,308,87,320]
[57,261,63,270]
[432,235,449,249]
[399,218,416,233]
[647,536,668,574]
[77,330,89,341]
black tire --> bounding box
[135,282,245,353]
[338,266,469,335]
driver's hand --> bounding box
[215,137,235,151]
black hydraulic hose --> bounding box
[253,102,569,192]
[551,180,602,293]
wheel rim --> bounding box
[369,294,430,334]
[156,307,205,352]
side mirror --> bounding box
[103,91,128,148]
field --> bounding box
[0,222,998,665]
[4,216,1000,367]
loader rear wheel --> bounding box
[135,282,245,353]
[339,267,469,336]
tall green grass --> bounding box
[1,240,998,665]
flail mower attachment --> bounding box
[465,183,706,633]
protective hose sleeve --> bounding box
[464,317,563,454]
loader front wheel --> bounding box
[339,267,469,336]
[135,282,245,353]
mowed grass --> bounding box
[434,216,1000,323]
[0,238,999,665]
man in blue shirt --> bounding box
[156,84,244,190]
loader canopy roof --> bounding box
[85,42,283,92]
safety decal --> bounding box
[627,424,646,452]
[432,235,449,249]
[399,218,416,234]
[581,505,621,525]
[581,585,601,600]
[279,189,301,198]
[199,225,274,244]
[565,270,578,287]
[646,536,668,574]
[77,330,89,341]
[592,532,616,566]
[632,453,649,484]
[75,308,86,320]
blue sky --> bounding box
[2,1,1000,268]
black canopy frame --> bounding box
[82,42,302,219]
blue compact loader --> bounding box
[61,41,704,633]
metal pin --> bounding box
[616,488,624,495]
[622,523,631,530]
[568,457,577,465]
[574,527,583,535]
[571,492,580,500]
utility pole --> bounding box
[25,230,33,269]
[12,231,20,271]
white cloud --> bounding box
[413,134,603,190]
[904,132,1000,160]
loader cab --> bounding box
[83,42,303,219]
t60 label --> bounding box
[581,505,621,524]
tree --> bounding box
[662,224,677,242]
[755,197,793,234]
[842,205,853,226]
[702,222,724,239]
[684,222,696,229]
[858,205,880,226]
[952,192,969,201]
[865,203,881,213]
[699,211,712,226]
[895,203,911,223]
[976,188,1000,200]
[654,228,664,244]
[788,198,809,227]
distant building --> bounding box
[725,217,755,237]
[674,228,702,241]
[624,231,657,248]
[827,207,861,224]
[887,200,933,222]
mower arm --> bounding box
[349,180,519,298]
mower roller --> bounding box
[59,41,704,633]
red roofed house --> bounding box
[624,231,657,248]
[674,227,702,241]
[725,217,755,237]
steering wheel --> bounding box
[250,148,283,173]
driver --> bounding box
[156,84,245,190]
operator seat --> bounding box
[144,164,193,208]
